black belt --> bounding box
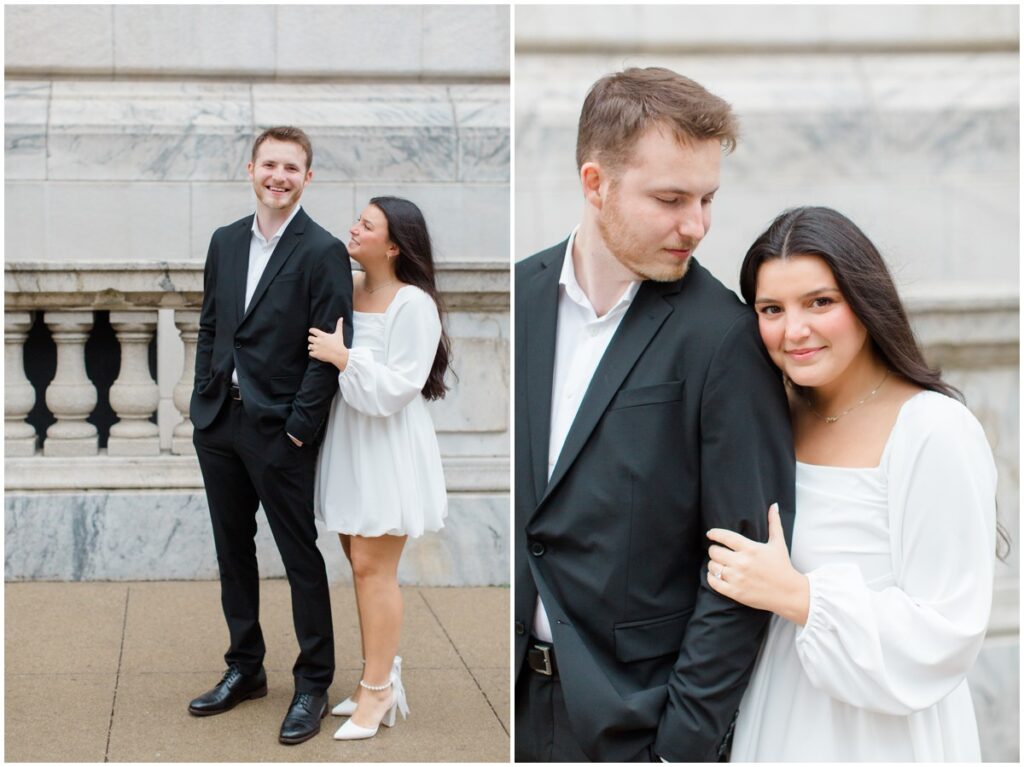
[527,638,558,677]
[229,385,242,401]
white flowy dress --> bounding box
[731,391,997,762]
[314,285,447,538]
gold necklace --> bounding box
[365,279,397,294]
[805,369,891,424]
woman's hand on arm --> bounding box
[308,317,350,372]
[706,503,810,625]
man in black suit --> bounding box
[514,68,795,761]
[187,126,353,745]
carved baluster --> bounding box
[172,310,200,455]
[107,311,161,456]
[6,311,38,456]
[43,311,98,456]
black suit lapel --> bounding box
[523,245,563,507]
[240,208,308,327]
[233,216,254,327]
[540,279,679,507]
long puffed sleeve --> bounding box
[338,288,441,417]
[794,393,996,715]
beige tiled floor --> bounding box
[6,581,509,762]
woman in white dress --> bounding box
[705,206,1001,761]
[307,196,450,741]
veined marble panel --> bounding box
[113,5,276,77]
[253,84,456,129]
[289,127,456,185]
[46,82,252,182]
[254,86,456,183]
[454,97,511,183]
[10,80,509,186]
[516,52,1018,181]
[4,492,509,586]
[4,81,49,181]
[514,52,1017,281]
[5,5,114,74]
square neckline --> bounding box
[353,284,415,316]
[795,389,933,472]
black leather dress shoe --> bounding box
[279,691,328,745]
[188,666,267,716]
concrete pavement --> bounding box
[5,581,509,762]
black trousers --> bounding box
[194,398,334,695]
[515,665,591,762]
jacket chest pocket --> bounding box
[607,380,684,411]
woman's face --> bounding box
[753,254,871,389]
[348,204,394,266]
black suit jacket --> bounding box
[514,241,795,762]
[191,208,353,444]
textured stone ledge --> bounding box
[5,261,509,312]
[4,455,509,493]
[515,6,1017,52]
[904,286,1019,367]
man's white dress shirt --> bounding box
[532,228,641,642]
[232,204,302,385]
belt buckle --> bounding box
[230,386,241,401]
[533,643,553,676]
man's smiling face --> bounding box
[247,137,312,213]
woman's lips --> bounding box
[786,347,824,361]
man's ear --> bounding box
[246,161,254,181]
[580,161,606,210]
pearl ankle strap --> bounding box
[359,679,391,691]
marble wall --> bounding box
[5,5,510,78]
[515,6,1018,760]
[5,492,508,586]
[5,5,511,587]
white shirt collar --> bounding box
[252,204,302,245]
[559,226,641,318]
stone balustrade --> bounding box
[5,259,509,476]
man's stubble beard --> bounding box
[597,189,692,283]
[254,181,303,212]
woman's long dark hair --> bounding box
[371,196,453,400]
[740,206,1010,559]
[739,206,961,401]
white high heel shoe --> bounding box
[331,656,402,717]
[333,671,409,741]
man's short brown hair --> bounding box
[576,67,738,172]
[251,126,313,171]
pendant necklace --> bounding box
[805,369,891,424]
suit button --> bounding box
[234,342,241,349]
[515,621,525,635]
[530,542,546,557]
